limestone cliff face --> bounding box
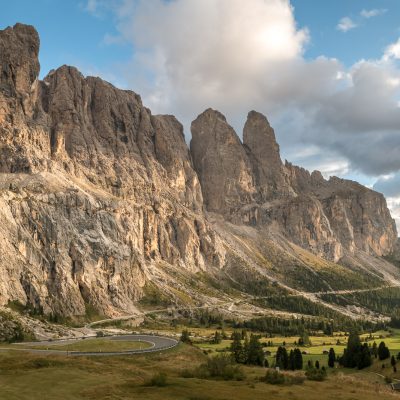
[190,109,397,262]
[0,24,398,318]
[190,109,255,215]
[0,24,224,317]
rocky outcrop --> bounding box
[243,110,294,200]
[0,24,398,318]
[190,109,255,215]
[190,109,397,262]
[0,24,224,317]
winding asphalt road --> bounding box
[0,334,179,356]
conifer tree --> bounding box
[276,346,289,370]
[378,341,390,360]
[357,343,372,369]
[294,348,303,370]
[328,348,336,368]
[230,331,243,363]
[247,334,265,366]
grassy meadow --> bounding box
[0,329,400,399]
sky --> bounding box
[1,0,400,230]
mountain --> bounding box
[0,23,399,323]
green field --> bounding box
[0,330,399,399]
[193,328,400,370]
[0,343,397,400]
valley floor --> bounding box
[1,330,400,400]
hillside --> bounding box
[0,23,399,330]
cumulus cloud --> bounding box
[337,17,357,32]
[360,8,387,18]
[374,174,400,231]
[384,38,400,60]
[387,198,400,232]
[85,0,400,227]
[115,0,310,117]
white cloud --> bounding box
[84,0,400,225]
[386,197,400,232]
[373,173,400,232]
[336,17,357,32]
[384,38,400,60]
[360,8,387,18]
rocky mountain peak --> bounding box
[0,23,40,93]
[190,108,256,214]
[0,23,40,124]
[243,110,280,164]
[0,24,398,318]
[189,107,397,261]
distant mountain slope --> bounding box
[0,23,398,321]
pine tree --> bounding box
[247,334,265,366]
[294,348,303,370]
[242,335,250,364]
[328,348,336,368]
[212,331,222,344]
[378,341,390,361]
[276,346,289,370]
[341,331,361,368]
[372,341,378,358]
[289,350,295,370]
[357,343,372,369]
[180,329,191,344]
[230,331,243,363]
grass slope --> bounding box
[0,338,398,400]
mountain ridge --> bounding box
[0,23,398,322]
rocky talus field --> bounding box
[0,23,399,334]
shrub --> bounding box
[305,367,327,381]
[146,372,168,387]
[180,329,192,344]
[195,354,246,381]
[263,370,285,385]
[262,369,305,385]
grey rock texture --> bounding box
[0,24,398,318]
[191,109,397,262]
[0,24,224,317]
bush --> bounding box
[191,354,246,381]
[180,329,192,344]
[263,370,285,384]
[289,374,306,385]
[145,372,168,387]
[305,367,327,381]
[263,369,305,385]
